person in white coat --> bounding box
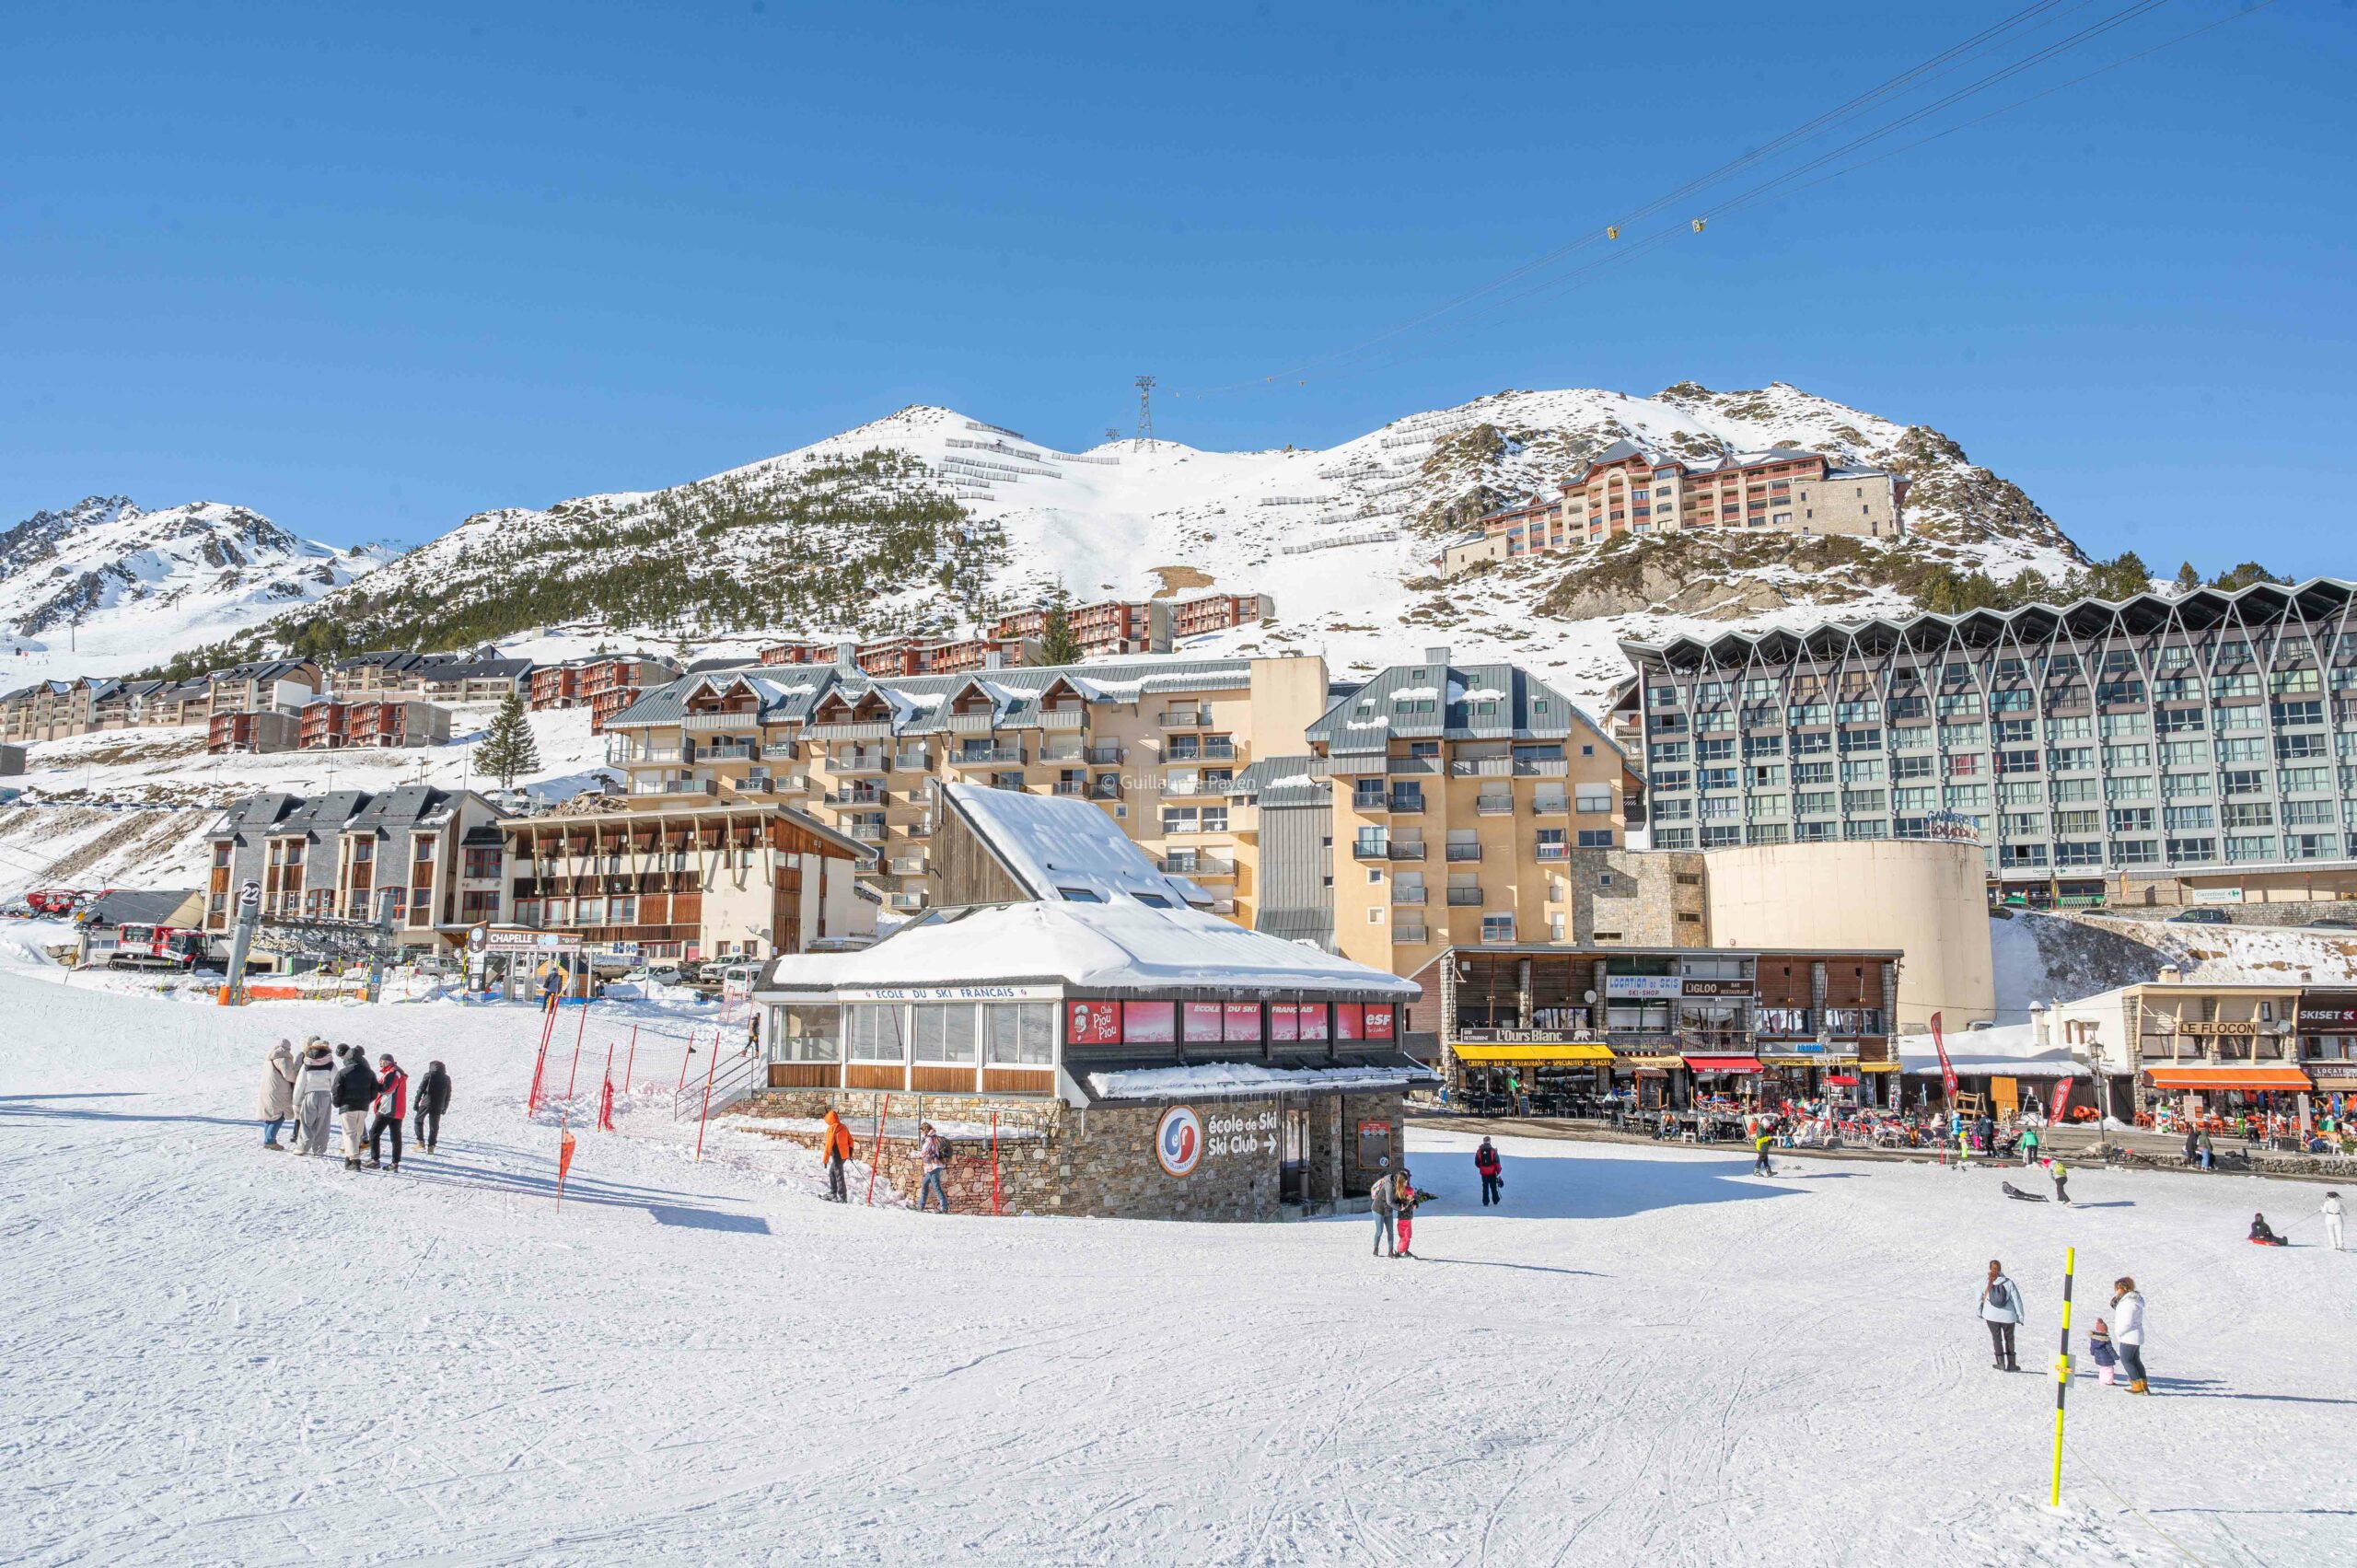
[2109,1277,2149,1393]
[2325,1191,2345,1252]
[1978,1259,2026,1371]
[257,1039,298,1149]
[292,1040,337,1156]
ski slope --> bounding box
[1,937,2350,1566]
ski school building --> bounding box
[746,781,1430,1221]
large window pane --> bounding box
[848,1004,905,1063]
[781,1004,841,1063]
[912,1004,977,1063]
[986,1003,1054,1065]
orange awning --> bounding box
[2145,1066,2311,1091]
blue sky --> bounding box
[4,1,2349,576]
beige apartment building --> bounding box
[1280,648,1675,976]
[599,655,1334,930]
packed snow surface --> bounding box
[3,935,2352,1565]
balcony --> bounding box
[1532,796,1569,815]
[1392,886,1427,904]
[1446,843,1482,862]
[1535,842,1568,861]
[1160,854,1237,879]
[1446,887,1483,905]
[1476,797,1515,815]
[680,713,763,732]
[1087,782,1124,800]
[1085,745,1125,765]
[1350,793,1391,815]
[833,750,889,775]
[947,747,1025,768]
[1039,708,1086,731]
[1159,709,1211,728]
[1387,756,1437,775]
[692,741,760,764]
[1393,925,1430,945]
[888,892,926,912]
[761,740,800,761]
[891,750,934,772]
[736,773,808,797]
[1386,841,1427,861]
[804,718,892,741]
[1352,839,1393,862]
[826,787,888,807]
[887,856,929,877]
[605,740,682,766]
[1387,795,1427,815]
[630,779,719,798]
[1039,742,1085,765]
[1209,897,1238,916]
[946,712,999,735]
[848,824,887,843]
[1325,752,1389,776]
[1164,778,1237,799]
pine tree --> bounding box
[1039,584,1084,667]
[476,690,541,789]
[2174,562,2200,594]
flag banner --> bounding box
[1929,1011,1959,1098]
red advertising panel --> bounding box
[1270,1004,1299,1042]
[1184,1002,1225,1041]
[1122,1001,1176,1044]
[1067,999,1120,1046]
[1364,1004,1395,1040]
[1335,1004,1364,1041]
[1298,1004,1329,1042]
[1224,1002,1261,1040]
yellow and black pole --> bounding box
[2049,1245,2075,1506]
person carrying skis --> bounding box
[331,1047,380,1171]
[1394,1168,1428,1259]
[258,1039,298,1150]
[2109,1277,2149,1393]
[1369,1168,1398,1258]
[294,1040,336,1156]
[916,1121,950,1214]
[1474,1138,1503,1206]
[2088,1317,2119,1386]
[820,1109,854,1202]
[2248,1212,2288,1247]
[1979,1259,2026,1371]
[368,1054,409,1170]
[2325,1191,2346,1252]
[412,1060,451,1154]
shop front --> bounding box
[2139,1063,2314,1132]
[1447,1036,1615,1115]
[2297,992,2357,1123]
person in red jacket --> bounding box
[821,1109,855,1202]
[368,1054,410,1170]
[1474,1138,1504,1206]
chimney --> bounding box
[2027,1000,2049,1050]
[1423,646,1452,666]
[833,642,857,670]
[2157,964,2181,984]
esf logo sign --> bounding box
[1154,1105,1203,1179]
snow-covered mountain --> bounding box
[0,496,386,675]
[251,382,2087,709]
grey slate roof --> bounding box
[83,889,200,928]
[1305,652,1606,756]
[1229,755,1329,807]
[602,656,1258,736]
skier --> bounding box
[1978,1259,2025,1372]
[820,1109,853,1202]
[2019,1119,2039,1167]
[2109,1277,2149,1394]
[2048,1157,2071,1205]
[368,1054,408,1170]
[1370,1168,1399,1258]
[917,1121,949,1214]
[2088,1318,2119,1387]
[412,1060,451,1154]
[294,1040,336,1156]
[1474,1138,1503,1206]
[2325,1191,2346,1252]
[331,1047,380,1172]
[1752,1125,1775,1177]
[258,1039,298,1150]
[2248,1212,2288,1247]
[1394,1169,1427,1260]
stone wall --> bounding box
[737,1086,1406,1222]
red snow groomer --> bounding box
[103,923,215,971]
[27,889,85,917]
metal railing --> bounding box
[948,748,1025,766]
[1446,843,1482,861]
[1446,887,1483,905]
[674,1048,761,1121]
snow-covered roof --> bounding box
[1894,1020,2087,1079]
[942,782,1208,908]
[758,898,1417,998]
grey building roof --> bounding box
[1306,648,1612,758]
[602,656,1259,737]
[345,784,467,833]
[83,889,200,927]
[1229,755,1329,807]
[207,792,300,840]
[423,658,534,680]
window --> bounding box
[847,1005,906,1063]
[1480,913,1515,943]
[1574,783,1612,813]
[1576,829,1615,848]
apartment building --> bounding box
[992,598,1165,657]
[412,658,534,704]
[1294,648,1658,977]
[598,654,1333,928]
[327,652,439,700]
[299,700,351,750]
[208,709,301,755]
[1432,440,1907,579]
[528,654,683,732]
[1618,577,2357,903]
[88,679,169,730]
[203,785,512,952]
[205,659,319,717]
[349,700,452,748]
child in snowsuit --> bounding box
[1394,1170,1426,1259]
[2249,1212,2287,1246]
[2088,1318,2119,1387]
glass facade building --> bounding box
[1616,580,2357,894]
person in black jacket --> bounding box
[412,1061,451,1153]
[331,1048,379,1171]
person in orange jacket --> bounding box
[821,1109,855,1202]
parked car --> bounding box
[620,965,684,988]
[2166,907,2231,925]
[2304,917,2357,931]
